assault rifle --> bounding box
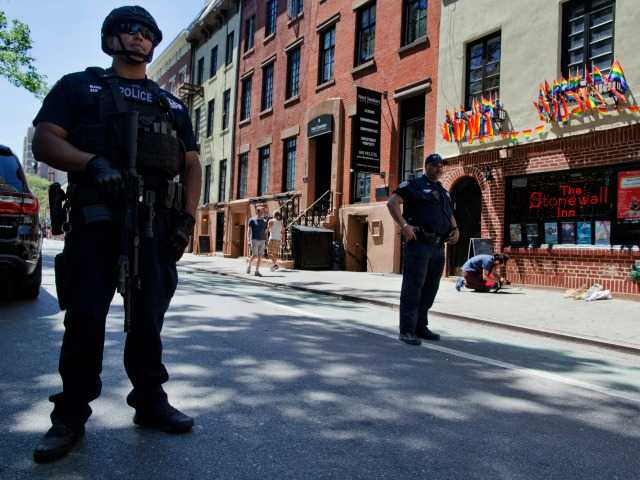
[111,111,147,332]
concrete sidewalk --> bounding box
[180,252,640,354]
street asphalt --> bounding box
[0,241,638,479]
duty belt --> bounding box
[414,227,445,246]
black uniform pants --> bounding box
[399,241,445,335]
[50,211,178,429]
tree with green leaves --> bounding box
[25,172,50,219]
[0,9,47,98]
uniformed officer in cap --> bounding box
[31,6,202,462]
[387,153,459,346]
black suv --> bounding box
[0,145,43,299]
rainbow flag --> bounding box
[627,105,640,113]
[535,124,545,134]
[510,131,519,141]
[522,129,532,139]
[592,66,605,85]
[608,60,628,92]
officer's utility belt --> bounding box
[414,227,445,246]
[143,177,184,211]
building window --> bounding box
[244,15,255,52]
[261,62,274,111]
[354,171,371,203]
[465,32,501,109]
[355,3,376,65]
[562,0,615,77]
[283,137,296,191]
[504,165,637,247]
[218,159,227,202]
[258,145,270,196]
[238,153,248,199]
[288,0,303,18]
[206,99,215,137]
[266,0,277,37]
[240,77,252,121]
[400,96,425,181]
[196,57,204,85]
[318,26,336,84]
[203,164,211,204]
[178,71,185,85]
[403,0,427,46]
[225,31,235,66]
[194,107,201,144]
[286,46,301,99]
[209,46,218,78]
[222,89,231,130]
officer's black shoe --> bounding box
[417,328,441,341]
[134,403,194,434]
[33,423,85,464]
[398,332,422,346]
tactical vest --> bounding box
[68,67,186,185]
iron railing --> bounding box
[281,190,332,260]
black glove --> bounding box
[85,155,123,197]
[170,211,195,261]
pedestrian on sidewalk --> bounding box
[30,6,200,464]
[267,211,284,271]
[247,206,268,276]
[387,153,459,346]
[457,253,509,292]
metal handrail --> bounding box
[286,189,332,229]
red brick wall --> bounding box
[504,246,640,295]
[308,0,441,203]
[441,124,640,295]
[233,0,310,199]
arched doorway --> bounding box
[448,176,482,275]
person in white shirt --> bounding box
[267,212,284,271]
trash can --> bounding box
[291,225,333,270]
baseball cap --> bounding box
[425,153,447,165]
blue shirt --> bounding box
[248,217,267,240]
[462,254,495,273]
[394,174,454,236]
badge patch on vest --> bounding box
[166,97,184,111]
[118,85,154,103]
[89,84,102,93]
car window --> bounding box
[0,154,28,193]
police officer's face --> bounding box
[109,28,153,62]
[424,162,444,180]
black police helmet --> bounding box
[101,6,162,60]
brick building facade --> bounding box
[435,0,640,295]
[226,0,442,271]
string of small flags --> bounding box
[442,60,638,144]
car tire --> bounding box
[21,256,42,299]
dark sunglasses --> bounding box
[117,23,156,42]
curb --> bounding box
[183,264,640,356]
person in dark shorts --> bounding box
[247,206,268,276]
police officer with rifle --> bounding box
[31,6,202,463]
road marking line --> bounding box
[249,294,640,406]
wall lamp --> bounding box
[482,166,495,182]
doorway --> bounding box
[346,214,368,272]
[215,212,225,252]
[313,133,332,202]
[448,177,482,275]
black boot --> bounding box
[33,423,85,464]
[398,332,422,346]
[417,327,441,341]
[134,403,194,434]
